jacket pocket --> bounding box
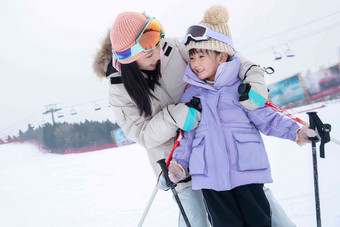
[189,136,207,175]
[232,132,270,171]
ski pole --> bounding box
[259,92,332,224]
[156,97,201,227]
[137,186,158,227]
[137,130,188,227]
[238,83,340,146]
[307,112,322,227]
[167,130,184,167]
[264,101,309,126]
[306,112,331,227]
[137,131,183,227]
[138,96,201,226]
[157,159,191,227]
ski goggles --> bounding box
[113,17,164,61]
[182,24,234,49]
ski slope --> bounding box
[0,100,340,227]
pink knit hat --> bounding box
[110,12,149,64]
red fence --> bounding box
[64,143,118,154]
[6,140,119,154]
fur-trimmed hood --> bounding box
[93,29,113,78]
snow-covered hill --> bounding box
[1,100,340,227]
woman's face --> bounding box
[136,46,162,71]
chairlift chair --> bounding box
[57,111,64,118]
[70,107,77,115]
[285,43,295,58]
[94,103,101,111]
[272,46,282,61]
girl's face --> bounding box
[189,50,226,81]
[136,46,162,71]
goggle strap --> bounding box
[206,30,234,49]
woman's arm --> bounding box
[109,86,199,149]
[109,89,176,149]
[235,52,269,110]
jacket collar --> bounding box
[184,55,241,90]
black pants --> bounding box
[202,184,271,227]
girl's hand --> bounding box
[296,126,318,145]
[168,163,185,183]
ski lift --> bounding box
[70,107,77,115]
[272,46,282,61]
[285,43,295,58]
[94,103,101,111]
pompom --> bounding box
[201,5,229,25]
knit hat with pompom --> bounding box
[186,5,234,56]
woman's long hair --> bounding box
[120,61,161,117]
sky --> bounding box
[1,99,340,226]
[0,0,339,139]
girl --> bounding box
[168,5,316,227]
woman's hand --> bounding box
[167,103,201,131]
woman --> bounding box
[93,10,295,227]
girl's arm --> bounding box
[246,105,299,141]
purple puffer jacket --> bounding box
[173,56,299,191]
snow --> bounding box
[0,100,340,227]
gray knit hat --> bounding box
[186,5,234,56]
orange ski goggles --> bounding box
[113,17,164,60]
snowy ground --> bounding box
[0,100,340,227]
